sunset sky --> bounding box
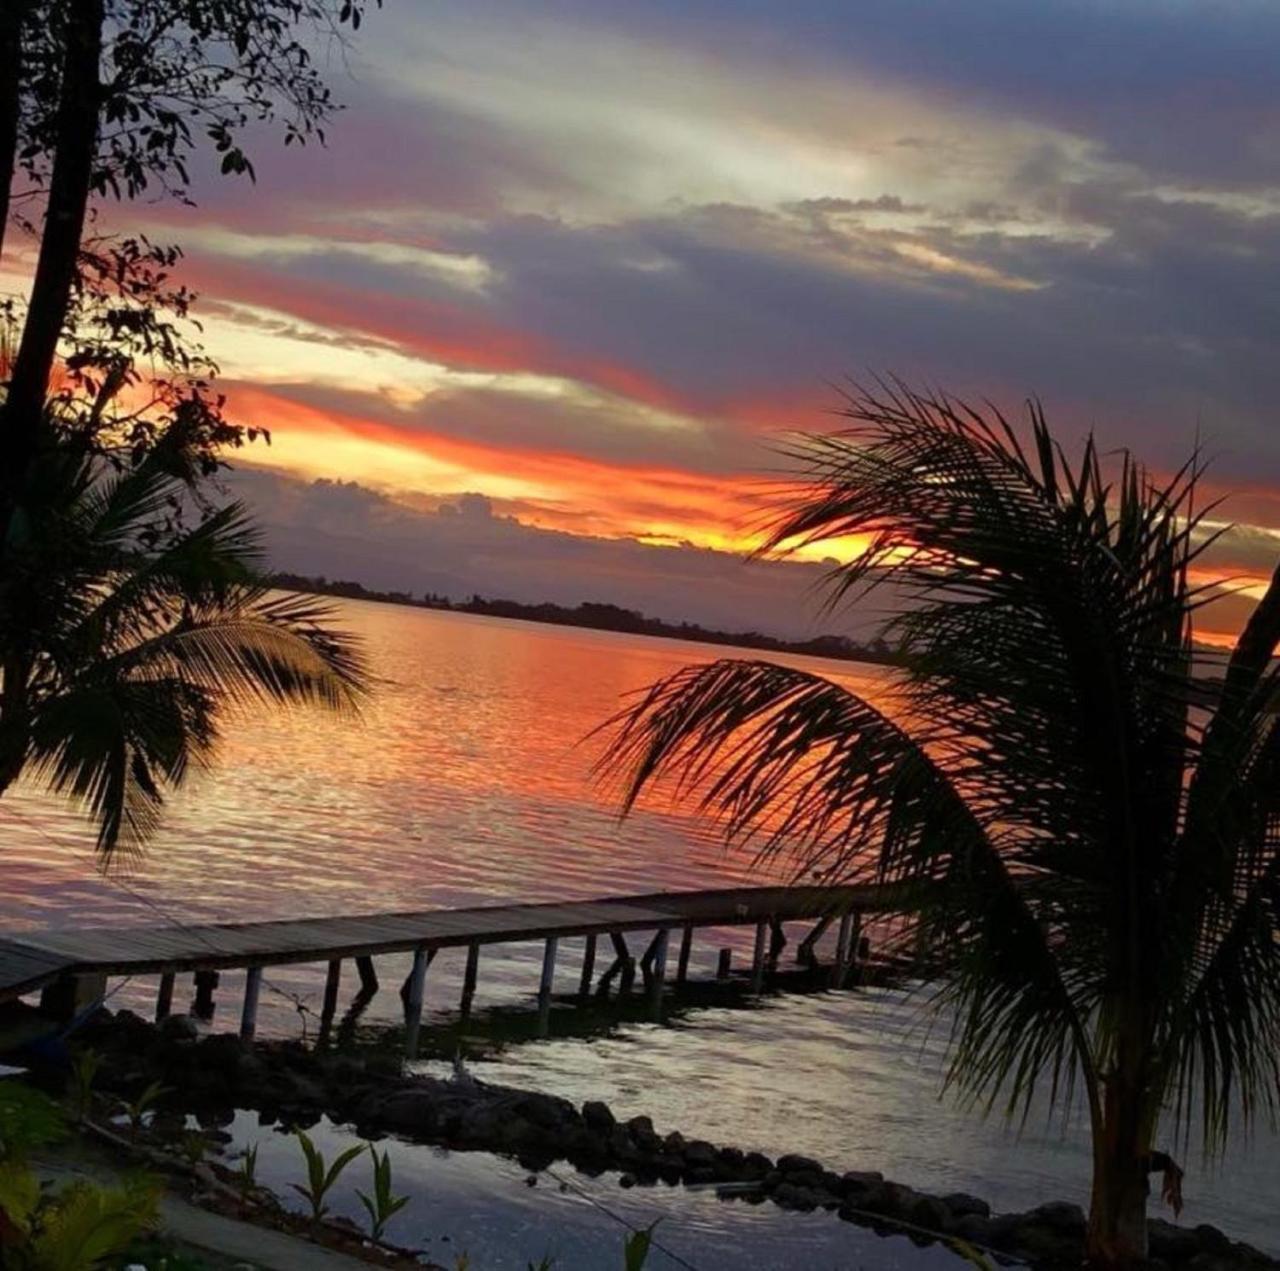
[15,0,1280,637]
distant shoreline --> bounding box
[269,571,905,667]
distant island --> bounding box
[270,571,904,666]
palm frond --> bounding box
[598,657,1097,1118]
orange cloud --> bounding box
[225,383,765,550]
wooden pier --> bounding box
[0,884,901,1056]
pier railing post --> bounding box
[239,967,262,1042]
[404,947,429,1060]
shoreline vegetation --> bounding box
[22,1008,1277,1271]
[269,571,906,666]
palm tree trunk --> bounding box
[2,0,102,478]
[1085,1072,1153,1268]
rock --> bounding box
[663,1130,686,1155]
[607,1124,640,1163]
[742,1151,773,1179]
[1026,1201,1087,1236]
[683,1139,717,1166]
[943,1192,990,1220]
[619,1173,637,1189]
[1011,1223,1080,1268]
[715,1146,747,1179]
[1148,1219,1202,1264]
[772,1182,824,1212]
[782,1167,827,1191]
[1182,1249,1233,1269]
[1193,1226,1233,1256]
[377,1090,439,1137]
[157,1014,199,1042]
[278,1071,325,1107]
[861,1182,918,1220]
[953,1214,995,1245]
[458,1102,507,1145]
[907,1194,954,1236]
[1187,1256,1232,1271]
[512,1091,580,1131]
[776,1153,823,1175]
[982,1213,1024,1250]
[626,1114,655,1137]
[582,1101,615,1132]
[840,1170,883,1196]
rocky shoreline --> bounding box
[46,1008,1279,1271]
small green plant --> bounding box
[118,1080,168,1139]
[24,1174,161,1269]
[0,1085,159,1271]
[66,1049,102,1122]
[235,1143,260,1200]
[624,1222,658,1271]
[453,1256,470,1271]
[0,1081,67,1158]
[179,1129,211,1168]
[356,1144,410,1243]
[291,1130,364,1224]
[527,1258,555,1271]
[946,1237,995,1270]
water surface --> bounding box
[3,601,1276,1259]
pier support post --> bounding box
[355,956,379,996]
[537,937,558,1036]
[321,960,342,1021]
[796,915,833,968]
[833,910,861,989]
[239,967,262,1042]
[648,928,670,1019]
[639,930,666,989]
[155,971,175,1023]
[768,918,787,968]
[676,924,693,985]
[597,932,635,996]
[578,934,597,999]
[751,919,769,993]
[40,972,108,1025]
[716,947,732,979]
[404,947,429,1060]
[193,970,220,1020]
[461,942,480,1018]
[538,937,559,1003]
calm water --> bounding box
[4,601,1278,1263]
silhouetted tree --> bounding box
[0,441,365,855]
[1,0,379,501]
[601,384,1280,1269]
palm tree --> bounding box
[599,384,1280,1270]
[0,441,366,856]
